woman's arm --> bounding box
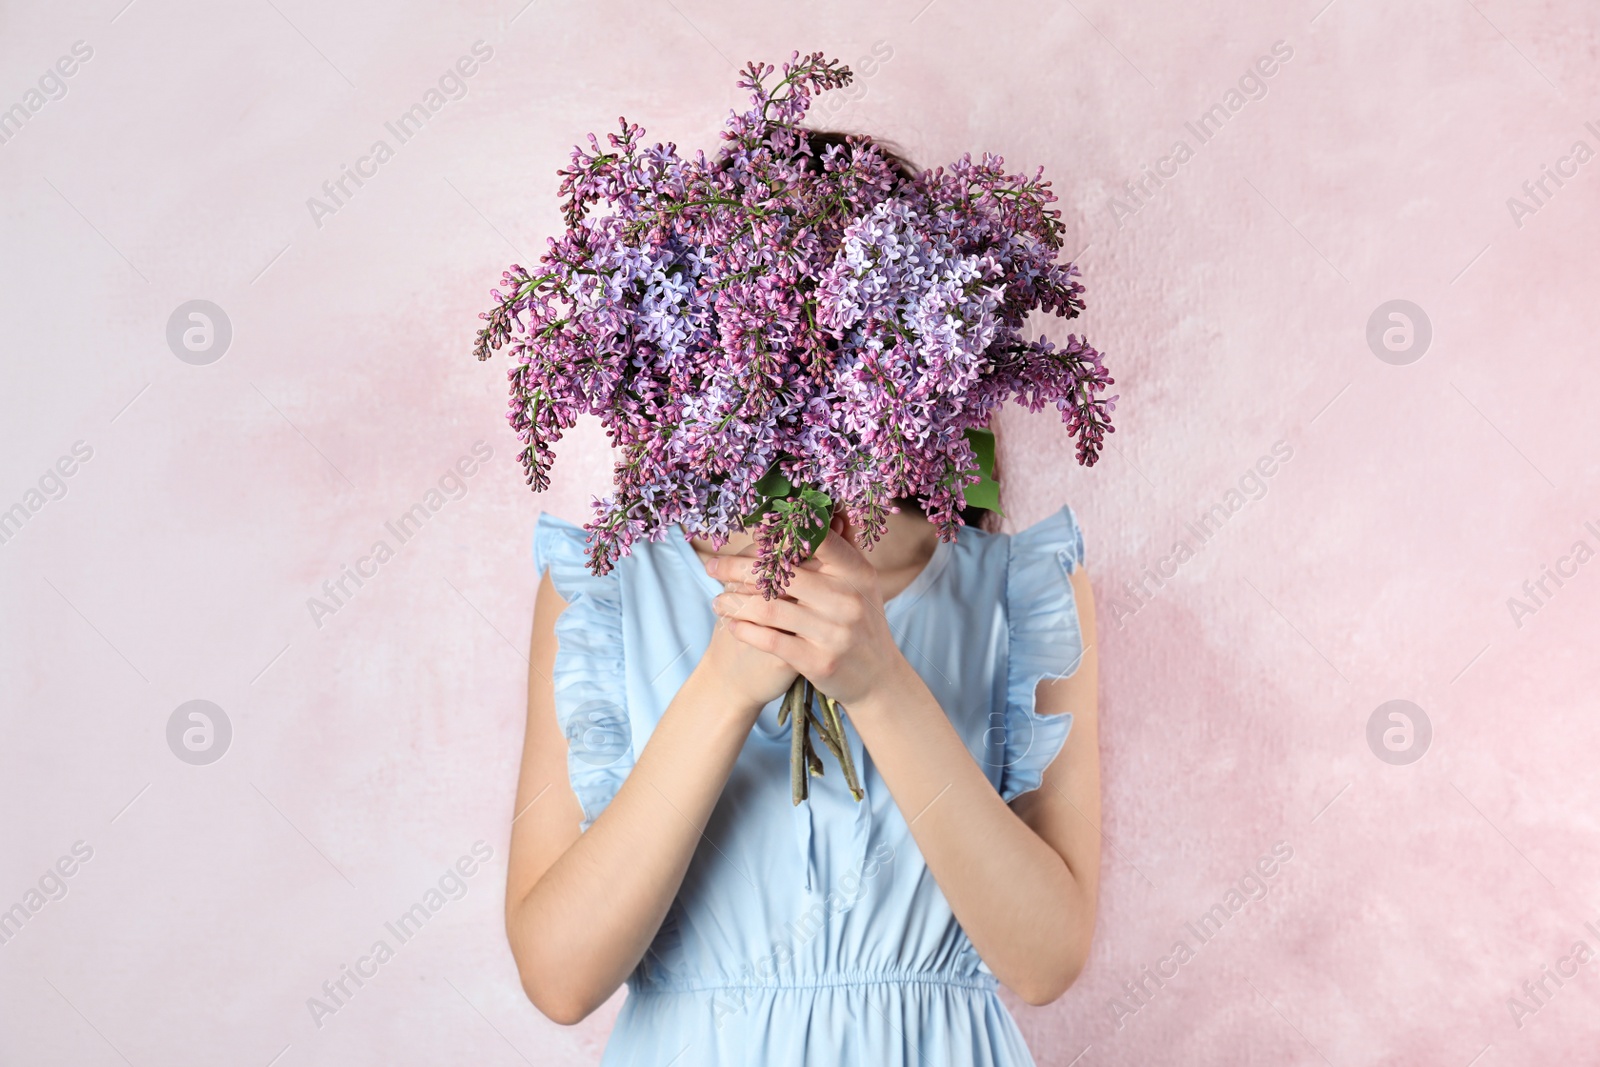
[709,526,1101,1005]
[846,569,1099,1005]
[504,567,796,1024]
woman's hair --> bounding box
[803,128,1006,535]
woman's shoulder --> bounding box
[532,509,585,572]
[1006,504,1086,572]
[533,511,610,594]
[913,504,1085,619]
[531,511,625,611]
[948,504,1086,573]
[533,511,714,613]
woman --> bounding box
[504,457,1101,1064]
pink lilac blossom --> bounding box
[474,51,1115,598]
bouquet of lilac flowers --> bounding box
[476,52,1114,803]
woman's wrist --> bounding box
[843,651,929,731]
[682,657,768,734]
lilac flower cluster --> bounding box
[475,52,1115,597]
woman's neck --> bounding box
[688,506,941,600]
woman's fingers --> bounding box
[810,528,875,580]
[703,553,753,585]
[723,617,809,666]
[713,591,818,638]
[705,555,836,605]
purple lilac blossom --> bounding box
[475,52,1116,597]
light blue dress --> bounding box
[532,504,1088,1066]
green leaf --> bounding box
[799,517,830,553]
[754,466,792,497]
[741,462,794,527]
[798,488,833,553]
[798,487,832,511]
[962,427,1004,516]
[741,463,835,554]
[743,497,777,525]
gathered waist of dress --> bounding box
[629,967,1001,996]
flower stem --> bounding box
[787,676,808,805]
[785,676,865,805]
[807,703,845,764]
[823,694,865,802]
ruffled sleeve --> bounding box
[532,512,633,831]
[999,504,1087,802]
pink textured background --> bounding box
[3,1,1598,1064]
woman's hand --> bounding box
[698,543,799,712]
[700,607,799,712]
[705,514,908,708]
